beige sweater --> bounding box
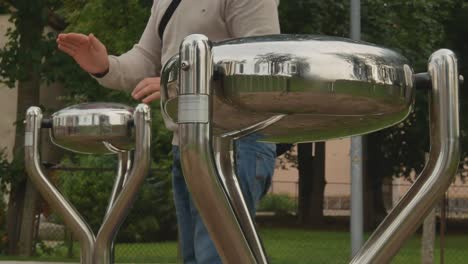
[96,0,280,144]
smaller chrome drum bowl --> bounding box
[50,103,135,154]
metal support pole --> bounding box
[350,0,363,257]
[350,49,460,263]
[25,107,95,264]
[25,103,151,264]
[94,104,151,263]
[213,136,268,263]
[177,34,257,263]
[440,193,447,264]
[105,152,131,218]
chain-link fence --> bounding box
[3,167,468,263]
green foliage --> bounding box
[0,147,27,189]
[57,155,116,232]
[57,154,176,242]
[60,0,149,54]
[279,1,349,36]
[49,0,176,241]
[278,0,466,179]
[0,149,9,191]
[444,3,468,173]
[0,0,57,88]
[257,194,296,216]
[0,0,175,246]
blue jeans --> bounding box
[172,134,276,263]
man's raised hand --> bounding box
[57,33,110,75]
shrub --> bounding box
[257,194,296,216]
[56,153,177,243]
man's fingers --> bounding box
[58,44,76,57]
[132,79,148,97]
[58,35,88,48]
[133,84,152,99]
[59,33,89,44]
[142,92,161,103]
[89,33,105,51]
[133,84,160,100]
[132,77,161,97]
[58,41,79,52]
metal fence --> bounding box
[4,169,468,263]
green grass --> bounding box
[1,228,468,263]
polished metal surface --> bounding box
[50,102,135,154]
[170,34,461,264]
[105,152,131,218]
[94,104,151,263]
[162,35,414,143]
[177,35,258,263]
[25,104,151,264]
[213,136,268,263]
[25,107,95,263]
[350,49,460,263]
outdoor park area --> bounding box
[0,0,467,263]
[1,226,468,263]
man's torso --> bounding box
[154,0,231,67]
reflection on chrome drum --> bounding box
[50,102,135,154]
[162,35,415,143]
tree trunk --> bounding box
[6,183,25,255]
[364,134,388,230]
[298,143,312,224]
[18,179,39,256]
[6,0,46,255]
[13,74,41,257]
[297,142,326,226]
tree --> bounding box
[278,0,465,228]
[0,0,175,255]
[278,1,349,225]
[360,0,464,228]
[0,0,58,255]
[444,3,468,175]
[46,0,176,242]
[297,143,326,226]
[53,0,177,242]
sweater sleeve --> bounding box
[224,0,280,38]
[95,0,162,92]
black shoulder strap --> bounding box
[158,0,182,42]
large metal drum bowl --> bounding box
[161,35,415,142]
[50,103,135,154]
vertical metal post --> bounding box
[177,34,256,263]
[350,49,460,263]
[350,0,361,40]
[440,194,446,264]
[350,0,363,257]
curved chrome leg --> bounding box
[350,50,460,263]
[178,34,257,263]
[25,107,95,264]
[213,136,269,263]
[105,151,132,218]
[94,104,151,263]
